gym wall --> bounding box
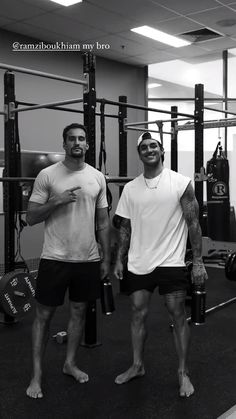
[0,28,147,264]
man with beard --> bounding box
[26,123,110,398]
[113,132,207,397]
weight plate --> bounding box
[0,271,36,318]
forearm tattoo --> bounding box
[181,183,203,261]
[117,218,131,262]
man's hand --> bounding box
[100,260,110,280]
[114,260,124,280]
[191,263,208,286]
[53,186,81,205]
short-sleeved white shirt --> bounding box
[115,168,191,274]
[30,162,108,262]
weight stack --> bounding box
[206,143,230,241]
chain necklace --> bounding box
[143,170,163,189]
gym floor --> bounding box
[0,266,236,419]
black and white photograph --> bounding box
[0,1,236,418]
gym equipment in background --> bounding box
[206,141,230,241]
[0,271,35,321]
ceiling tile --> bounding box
[0,16,15,26]
[28,13,107,41]
[55,3,136,33]
[187,6,236,36]
[225,2,236,10]
[118,30,178,51]
[0,0,48,20]
[188,5,236,23]
[151,0,220,15]
[198,36,236,50]
[216,0,236,4]
[0,0,235,67]
[2,22,62,41]
[94,49,136,63]
[131,50,179,64]
[172,44,210,58]
[89,0,178,21]
[153,16,203,35]
[93,34,158,56]
[18,0,63,12]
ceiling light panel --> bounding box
[49,0,82,6]
[131,26,192,48]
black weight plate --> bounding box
[0,271,36,318]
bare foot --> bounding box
[63,364,89,383]
[115,365,145,385]
[26,379,43,399]
[178,371,194,398]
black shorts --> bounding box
[125,266,189,296]
[35,259,101,306]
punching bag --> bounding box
[206,142,230,241]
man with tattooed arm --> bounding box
[113,132,207,398]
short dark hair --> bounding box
[63,123,87,142]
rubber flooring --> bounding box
[0,267,236,419]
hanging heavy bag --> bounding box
[206,142,230,241]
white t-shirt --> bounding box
[115,168,191,274]
[29,162,108,262]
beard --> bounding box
[70,148,84,158]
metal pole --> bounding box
[204,106,236,117]
[125,117,193,127]
[0,177,35,182]
[83,53,96,166]
[4,72,17,274]
[13,98,84,114]
[0,176,135,183]
[16,101,120,119]
[203,117,236,123]
[106,176,133,183]
[119,96,127,196]
[171,106,178,172]
[118,96,127,294]
[149,97,236,102]
[194,84,204,230]
[82,53,99,347]
[3,71,18,324]
[223,50,228,156]
[97,98,194,118]
[127,126,171,135]
[0,62,87,86]
[178,119,236,130]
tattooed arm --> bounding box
[113,216,131,280]
[180,182,208,285]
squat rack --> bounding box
[1,57,235,331]
[0,53,195,336]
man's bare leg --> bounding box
[63,301,89,383]
[115,290,151,385]
[165,290,194,398]
[26,303,56,399]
